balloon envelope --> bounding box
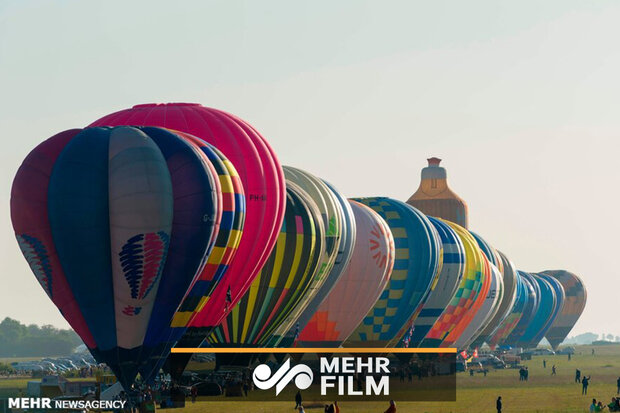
[503,271,539,347]
[90,103,286,334]
[208,181,324,349]
[288,180,356,345]
[542,270,587,350]
[410,217,465,347]
[297,201,394,347]
[11,126,220,388]
[344,198,441,348]
[421,221,484,347]
[487,272,529,349]
[271,167,343,346]
[470,250,518,349]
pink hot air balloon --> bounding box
[297,201,395,347]
[90,103,286,333]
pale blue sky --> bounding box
[1,1,619,337]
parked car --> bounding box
[530,348,556,356]
[556,347,575,355]
[475,354,505,369]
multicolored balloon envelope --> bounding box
[542,270,587,350]
[150,140,246,380]
[287,180,356,346]
[270,167,343,346]
[503,271,540,347]
[208,181,324,352]
[487,271,529,349]
[409,217,465,347]
[297,201,394,347]
[422,222,485,347]
[90,103,286,336]
[455,259,501,349]
[344,198,441,348]
[11,126,222,388]
[455,232,504,349]
[469,250,518,349]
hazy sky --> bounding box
[1,1,619,338]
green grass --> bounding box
[1,345,618,412]
[179,344,620,413]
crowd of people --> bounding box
[590,398,620,412]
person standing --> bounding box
[582,376,591,395]
[568,353,572,361]
[543,359,546,368]
[551,365,557,376]
[576,369,582,383]
[295,391,303,409]
[190,385,197,403]
[496,396,502,413]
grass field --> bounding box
[1,345,619,412]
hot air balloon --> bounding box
[487,272,529,349]
[344,198,441,348]
[297,201,394,347]
[286,180,356,346]
[542,270,587,350]
[407,158,469,228]
[455,260,501,349]
[503,271,540,347]
[11,126,221,388]
[208,181,324,355]
[518,273,564,348]
[456,232,505,349]
[152,139,246,380]
[421,221,484,347]
[469,250,518,349]
[268,167,344,346]
[90,103,286,337]
[409,217,465,347]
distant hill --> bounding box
[0,317,82,357]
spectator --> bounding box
[295,390,303,410]
[496,396,502,413]
[582,376,591,395]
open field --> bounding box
[0,345,618,412]
[180,345,620,413]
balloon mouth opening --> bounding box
[132,103,201,109]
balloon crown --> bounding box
[132,103,201,108]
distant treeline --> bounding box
[0,317,82,357]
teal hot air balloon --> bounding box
[504,271,540,347]
[344,198,441,348]
[542,270,587,350]
[528,273,565,348]
[517,273,557,348]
